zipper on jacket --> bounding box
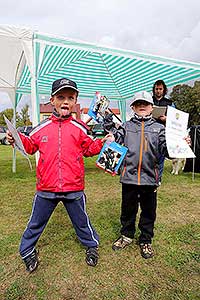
[144,135,148,152]
[58,121,62,191]
[138,120,144,185]
[122,165,126,177]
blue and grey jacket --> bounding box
[105,113,168,186]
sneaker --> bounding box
[23,249,39,273]
[140,243,154,259]
[112,235,133,251]
[85,247,99,267]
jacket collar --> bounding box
[133,112,152,121]
[51,109,73,121]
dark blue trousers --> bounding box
[19,193,99,259]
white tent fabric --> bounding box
[1,24,200,125]
[0,25,33,97]
[0,25,40,126]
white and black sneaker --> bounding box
[112,235,133,251]
[23,249,39,273]
[140,243,154,259]
[85,247,99,267]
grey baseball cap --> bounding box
[130,91,153,106]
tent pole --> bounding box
[31,38,40,165]
[117,99,127,122]
[192,126,197,181]
[31,75,40,165]
[12,104,16,173]
[31,39,40,127]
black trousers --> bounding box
[120,184,157,243]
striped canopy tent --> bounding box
[1,24,200,126]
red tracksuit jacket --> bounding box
[19,112,103,192]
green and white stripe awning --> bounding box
[17,32,200,102]
[1,25,200,124]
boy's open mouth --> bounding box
[61,107,69,116]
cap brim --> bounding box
[51,85,79,96]
[130,98,153,106]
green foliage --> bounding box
[0,105,32,127]
[0,108,14,126]
[170,80,200,126]
[17,104,32,126]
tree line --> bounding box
[0,104,32,127]
[170,80,200,126]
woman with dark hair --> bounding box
[153,79,168,97]
[152,80,173,122]
[152,80,175,182]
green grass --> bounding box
[0,146,199,300]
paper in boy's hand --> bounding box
[152,106,166,119]
[3,115,32,170]
[96,141,128,176]
[88,92,110,122]
[166,106,195,158]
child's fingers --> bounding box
[101,133,115,143]
[6,130,15,144]
[184,136,191,146]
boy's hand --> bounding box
[6,130,15,145]
[159,115,166,122]
[101,133,115,143]
[184,136,191,146]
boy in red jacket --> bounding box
[7,78,111,272]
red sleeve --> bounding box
[76,119,90,131]
[81,134,103,157]
[19,132,38,155]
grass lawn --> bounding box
[0,145,199,300]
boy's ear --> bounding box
[74,92,78,103]
[50,97,55,106]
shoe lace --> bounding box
[86,247,99,264]
[141,243,152,254]
[86,247,99,258]
[24,251,37,268]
